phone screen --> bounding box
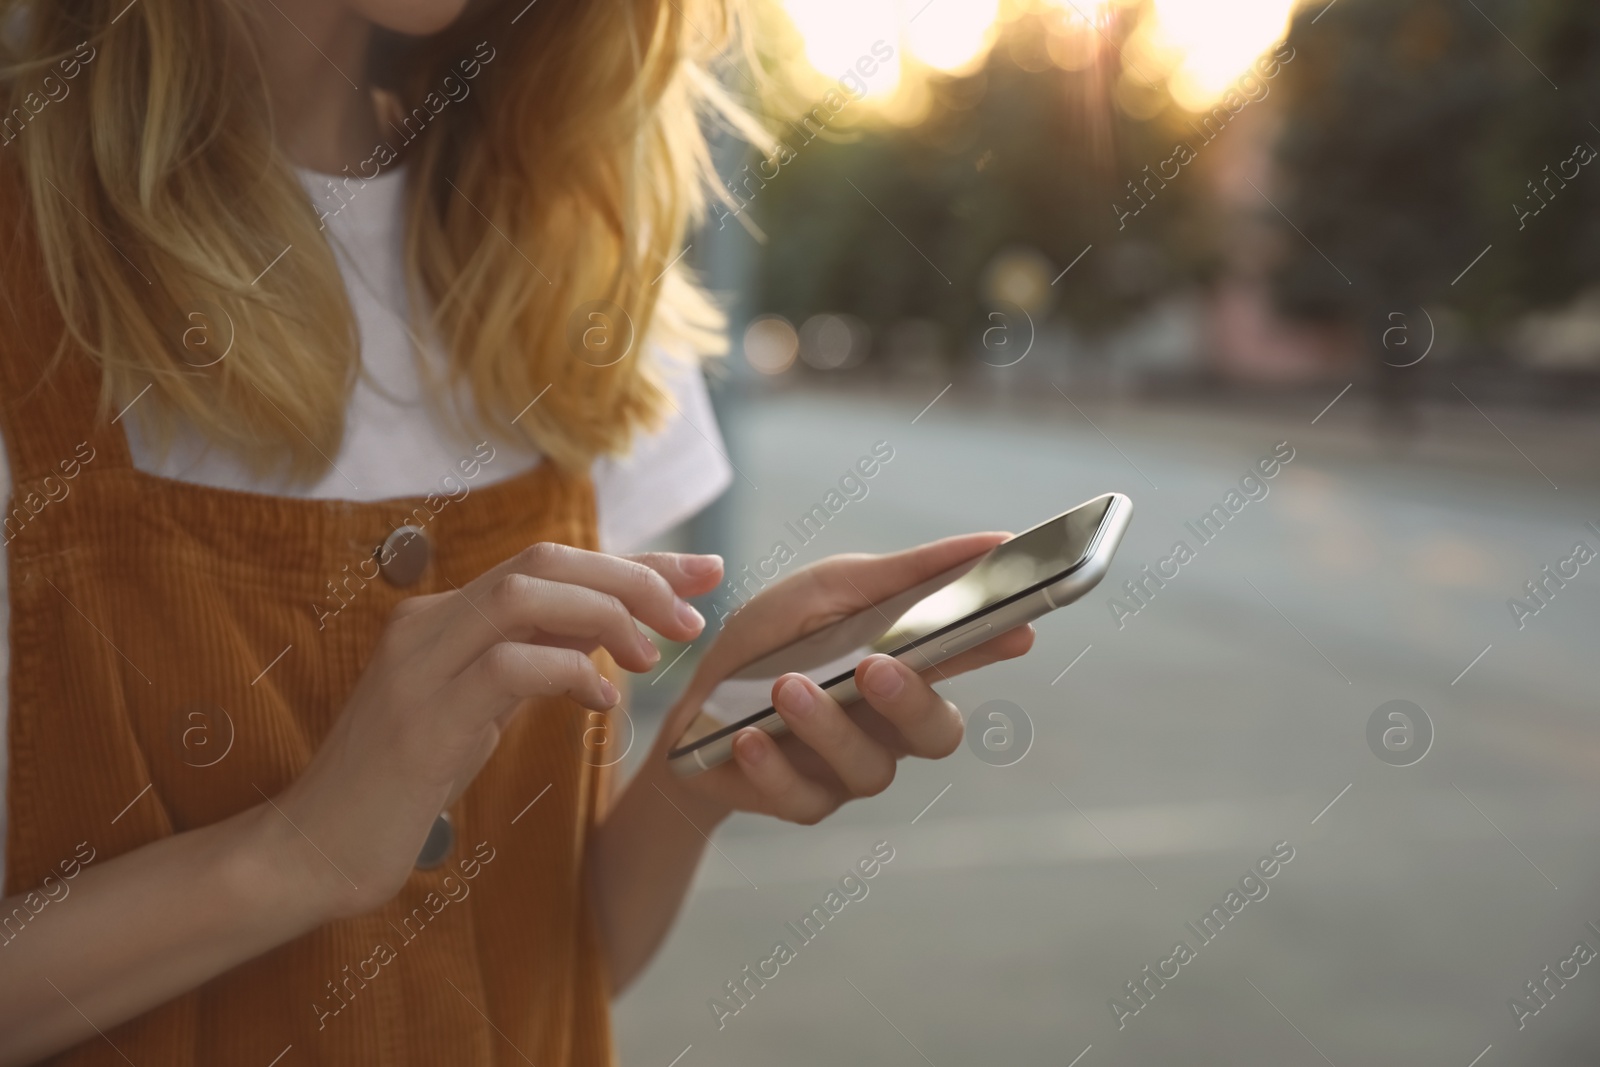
[668,495,1114,758]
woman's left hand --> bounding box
[655,532,1035,826]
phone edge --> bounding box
[667,493,1133,778]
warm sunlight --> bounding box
[776,0,1305,113]
[1143,0,1300,109]
[906,0,1002,73]
[779,0,903,97]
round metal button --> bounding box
[378,525,431,587]
[415,812,454,870]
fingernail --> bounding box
[599,677,620,706]
[682,554,722,578]
[675,600,705,631]
[777,677,814,717]
[864,657,904,700]
[637,631,661,664]
[736,729,765,763]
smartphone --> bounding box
[666,492,1132,776]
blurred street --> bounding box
[615,384,1600,1067]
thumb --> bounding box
[812,531,1010,609]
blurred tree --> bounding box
[733,0,1600,391]
[1270,0,1600,370]
[744,5,1218,371]
[1499,0,1600,312]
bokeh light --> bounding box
[799,313,869,369]
[982,246,1058,316]
[743,315,800,374]
[778,0,903,98]
[1144,0,1300,110]
[773,0,1307,114]
[906,0,1002,74]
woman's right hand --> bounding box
[267,542,724,919]
[0,543,723,1066]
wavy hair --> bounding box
[0,0,748,479]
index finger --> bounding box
[461,542,724,643]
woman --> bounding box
[0,1,1034,1063]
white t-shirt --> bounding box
[0,165,732,888]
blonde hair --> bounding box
[0,0,745,479]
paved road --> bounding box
[614,385,1600,1067]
